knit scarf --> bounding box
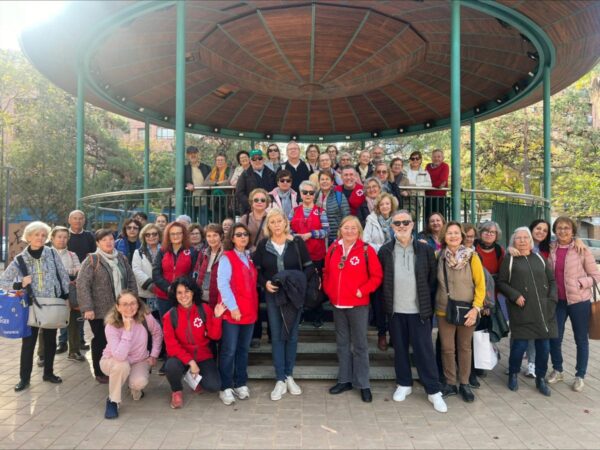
[97,248,125,299]
[277,189,293,217]
[377,215,393,242]
[366,196,376,213]
[444,245,473,270]
[209,166,227,183]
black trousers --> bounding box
[389,313,441,395]
[164,357,221,392]
[89,319,107,377]
[20,327,57,381]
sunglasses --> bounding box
[268,148,279,152]
[126,226,139,230]
[251,156,263,161]
[392,220,412,227]
[146,232,159,237]
[376,170,388,174]
[301,190,315,196]
[253,198,267,203]
[278,178,292,183]
[234,232,249,238]
[409,157,421,161]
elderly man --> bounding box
[235,149,276,214]
[371,146,385,165]
[425,149,450,216]
[283,141,311,193]
[334,166,364,216]
[184,146,212,223]
[378,210,447,413]
[309,153,342,186]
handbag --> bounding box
[0,290,31,339]
[473,330,499,370]
[292,238,322,310]
[68,278,78,310]
[588,281,600,340]
[443,262,479,327]
[16,253,69,329]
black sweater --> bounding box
[253,237,313,289]
[68,230,96,263]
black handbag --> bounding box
[443,262,479,327]
[292,239,322,310]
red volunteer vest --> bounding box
[218,250,258,325]
[155,249,194,299]
[290,205,326,261]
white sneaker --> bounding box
[392,385,412,402]
[270,381,287,401]
[286,376,302,395]
[233,385,250,399]
[525,362,536,378]
[131,389,143,401]
[547,370,563,384]
[428,392,448,413]
[219,388,236,406]
[573,377,584,392]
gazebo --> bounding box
[19,0,600,220]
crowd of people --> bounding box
[2,143,599,420]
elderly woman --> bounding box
[101,290,162,419]
[306,144,320,173]
[316,170,350,245]
[309,152,343,186]
[78,229,138,384]
[374,162,402,199]
[269,170,299,218]
[547,216,600,392]
[324,216,383,402]
[326,144,339,170]
[164,277,225,408]
[435,221,485,403]
[406,151,432,188]
[357,177,383,226]
[132,223,161,316]
[475,221,505,276]
[363,193,398,253]
[115,218,142,265]
[418,213,446,254]
[189,224,205,252]
[336,152,353,173]
[195,223,225,307]
[217,223,259,405]
[0,222,70,392]
[497,227,557,396]
[204,153,230,187]
[265,144,282,173]
[254,208,313,400]
[240,188,270,253]
[229,150,251,186]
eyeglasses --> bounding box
[251,156,263,161]
[126,226,139,230]
[392,220,412,227]
[253,198,267,203]
[120,302,138,308]
[146,232,159,237]
[482,230,497,235]
[234,232,249,238]
[278,178,292,184]
[376,170,388,174]
[301,190,315,196]
[556,226,572,232]
[409,157,421,161]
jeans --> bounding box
[58,313,84,345]
[266,292,302,381]
[156,298,176,324]
[89,319,107,377]
[219,321,254,390]
[332,305,370,389]
[165,357,221,392]
[550,299,591,378]
[20,326,57,381]
[527,340,536,365]
[509,339,550,378]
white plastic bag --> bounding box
[473,330,498,370]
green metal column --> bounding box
[470,118,476,224]
[450,0,461,220]
[76,72,85,208]
[543,65,551,221]
[174,0,186,216]
[144,118,150,214]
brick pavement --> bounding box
[1,326,600,449]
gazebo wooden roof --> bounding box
[20,0,600,141]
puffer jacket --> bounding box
[132,247,158,298]
[548,242,600,304]
[363,213,391,252]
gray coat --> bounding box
[76,252,137,319]
[497,254,558,340]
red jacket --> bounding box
[163,303,222,364]
[218,250,259,325]
[425,162,449,197]
[195,247,222,307]
[323,239,383,307]
[335,184,364,216]
[290,205,326,261]
[153,248,195,300]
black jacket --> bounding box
[283,160,311,193]
[235,166,276,214]
[355,163,374,183]
[184,162,211,191]
[272,269,307,340]
[253,237,313,289]
[378,238,437,320]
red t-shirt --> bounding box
[425,163,449,197]
[475,245,504,275]
[555,246,569,300]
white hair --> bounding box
[22,221,51,243]
[509,226,534,250]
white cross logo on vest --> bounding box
[350,256,360,266]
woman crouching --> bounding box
[163,277,225,409]
[101,290,163,419]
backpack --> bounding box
[482,267,496,310]
[169,303,207,338]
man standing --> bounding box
[334,166,364,216]
[184,146,212,224]
[235,149,276,214]
[283,141,311,193]
[378,210,447,413]
[425,149,449,216]
[371,146,385,165]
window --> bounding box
[136,128,145,140]
[157,127,174,139]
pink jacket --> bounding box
[549,242,600,304]
[102,314,163,364]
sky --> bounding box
[0,1,66,50]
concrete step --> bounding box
[249,341,392,355]
[247,364,397,380]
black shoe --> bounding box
[80,342,90,351]
[329,382,353,395]
[441,384,458,398]
[312,319,324,329]
[536,378,551,397]
[475,369,487,378]
[469,373,480,389]
[158,362,166,376]
[43,374,62,384]
[56,342,68,354]
[508,373,519,392]
[104,398,119,419]
[250,338,261,348]
[14,380,30,392]
[360,388,372,403]
[36,357,44,367]
[459,384,475,403]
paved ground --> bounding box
[1,325,600,449]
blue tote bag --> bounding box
[0,290,31,339]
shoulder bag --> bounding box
[443,261,479,327]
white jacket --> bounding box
[363,212,388,253]
[132,247,156,298]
